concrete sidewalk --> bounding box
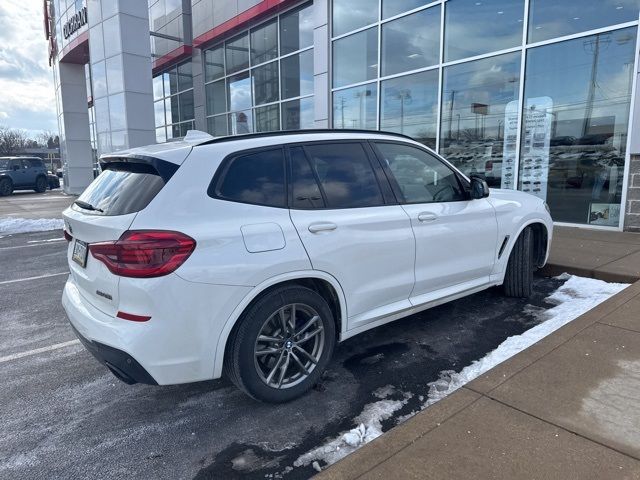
[318,227,640,480]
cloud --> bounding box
[0,1,57,134]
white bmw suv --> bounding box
[62,130,552,402]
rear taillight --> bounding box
[89,230,196,278]
[485,161,493,172]
[64,229,73,242]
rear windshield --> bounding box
[74,162,167,216]
[0,159,9,170]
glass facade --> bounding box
[202,2,315,136]
[153,61,195,141]
[331,0,640,228]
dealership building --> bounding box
[46,0,640,230]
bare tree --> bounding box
[35,130,58,149]
[0,126,30,155]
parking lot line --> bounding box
[0,339,81,364]
[0,272,68,285]
[0,241,65,251]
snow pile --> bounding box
[424,274,628,407]
[294,386,411,471]
[0,218,64,235]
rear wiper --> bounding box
[74,200,104,213]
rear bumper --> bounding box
[70,324,157,385]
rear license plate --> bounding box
[72,239,88,268]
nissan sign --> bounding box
[63,6,88,39]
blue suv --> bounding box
[0,157,49,196]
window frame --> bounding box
[207,145,289,209]
[369,140,472,205]
[286,139,397,210]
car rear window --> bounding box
[74,161,170,216]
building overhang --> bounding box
[59,30,90,64]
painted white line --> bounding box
[0,272,69,285]
[0,339,81,364]
[0,241,65,251]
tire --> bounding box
[503,227,534,298]
[224,285,336,403]
[34,176,47,193]
[0,178,13,196]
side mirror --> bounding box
[470,175,490,199]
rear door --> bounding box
[63,159,177,316]
[21,159,39,185]
[372,141,498,303]
[288,142,416,329]
[10,159,25,186]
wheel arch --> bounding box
[503,219,550,271]
[213,270,347,379]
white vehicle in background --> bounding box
[62,130,552,402]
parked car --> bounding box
[0,157,49,196]
[62,130,553,402]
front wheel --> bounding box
[34,176,47,193]
[0,178,13,196]
[224,286,336,403]
[503,227,534,298]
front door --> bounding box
[372,141,498,304]
[287,142,416,329]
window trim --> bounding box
[369,140,471,205]
[207,145,289,209]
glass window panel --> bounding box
[91,60,107,99]
[180,121,194,137]
[228,71,252,111]
[154,100,166,127]
[206,80,226,116]
[381,70,439,149]
[520,27,636,226]
[333,28,378,88]
[153,74,164,100]
[383,0,431,19]
[251,19,278,65]
[179,90,194,122]
[332,0,378,37]
[204,46,225,82]
[281,50,314,99]
[255,104,281,132]
[376,142,467,203]
[172,123,181,138]
[177,62,193,91]
[156,127,167,143]
[229,110,254,134]
[216,149,286,208]
[168,67,179,95]
[439,52,521,188]
[333,83,378,130]
[226,33,250,74]
[381,6,440,77]
[305,143,385,208]
[207,114,229,137]
[529,0,640,44]
[280,3,314,55]
[445,0,524,62]
[252,61,279,105]
[167,96,179,124]
[282,97,315,130]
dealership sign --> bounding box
[63,6,88,39]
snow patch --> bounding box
[0,218,64,235]
[293,386,411,471]
[424,274,628,407]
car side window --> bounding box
[376,142,467,204]
[10,159,20,170]
[213,148,286,208]
[21,159,32,169]
[303,143,385,209]
[290,146,325,209]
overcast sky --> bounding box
[0,2,58,137]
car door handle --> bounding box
[417,212,438,223]
[308,222,337,233]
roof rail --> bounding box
[197,129,416,146]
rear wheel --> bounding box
[0,178,13,196]
[34,176,47,193]
[503,227,534,298]
[224,286,336,403]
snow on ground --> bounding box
[0,218,64,235]
[423,274,628,408]
[293,274,628,473]
[293,386,412,471]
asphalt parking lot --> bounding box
[0,212,567,479]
